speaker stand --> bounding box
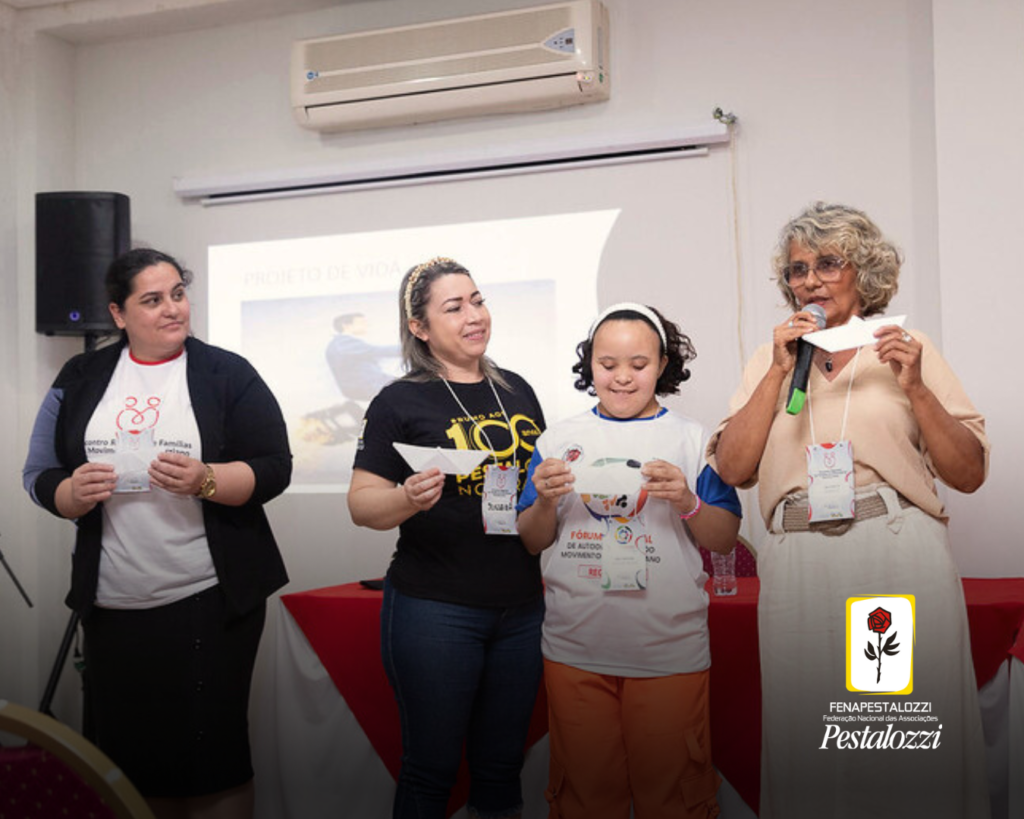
[38,611,81,719]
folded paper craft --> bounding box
[392,442,490,475]
[572,460,644,495]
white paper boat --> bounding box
[393,442,490,475]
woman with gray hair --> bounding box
[348,257,546,819]
[709,203,989,817]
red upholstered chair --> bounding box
[699,536,758,577]
[0,699,155,819]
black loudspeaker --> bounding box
[36,191,131,336]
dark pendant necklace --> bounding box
[825,357,834,373]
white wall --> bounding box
[0,3,31,710]
[67,0,951,529]
[3,0,1022,804]
[932,0,1024,577]
[6,24,86,725]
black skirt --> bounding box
[82,585,266,798]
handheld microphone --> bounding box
[785,303,827,415]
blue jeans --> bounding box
[381,578,544,819]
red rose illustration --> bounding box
[864,606,900,684]
[867,607,892,634]
[563,446,582,464]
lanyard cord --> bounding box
[808,346,861,445]
[442,377,517,469]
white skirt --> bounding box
[757,485,990,818]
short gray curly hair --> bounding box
[772,202,902,317]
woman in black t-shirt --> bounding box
[349,257,545,819]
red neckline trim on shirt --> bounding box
[128,347,185,366]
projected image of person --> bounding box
[709,203,989,817]
[301,312,400,444]
[327,312,400,403]
[23,248,291,819]
[516,304,741,819]
[348,257,545,819]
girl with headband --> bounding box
[348,258,546,819]
[517,303,741,819]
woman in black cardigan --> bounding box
[23,248,291,819]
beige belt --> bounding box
[774,487,915,536]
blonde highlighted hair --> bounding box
[398,257,509,389]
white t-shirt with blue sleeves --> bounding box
[518,406,741,677]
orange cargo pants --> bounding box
[543,659,721,819]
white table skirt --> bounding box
[258,601,1019,819]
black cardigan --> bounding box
[27,337,291,617]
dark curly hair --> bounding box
[572,305,696,396]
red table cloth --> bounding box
[282,576,1024,816]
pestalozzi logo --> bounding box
[864,606,900,684]
[846,595,914,695]
[815,594,943,750]
[819,722,942,750]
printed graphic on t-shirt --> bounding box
[116,395,161,434]
[85,351,199,493]
[445,409,541,498]
[556,444,656,585]
[93,393,188,492]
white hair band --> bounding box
[588,302,667,349]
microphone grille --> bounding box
[806,303,827,329]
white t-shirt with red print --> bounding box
[85,347,216,608]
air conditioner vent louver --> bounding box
[292,0,609,132]
[304,7,573,72]
[303,49,574,97]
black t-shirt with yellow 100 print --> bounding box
[354,369,545,608]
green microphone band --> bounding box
[786,388,807,416]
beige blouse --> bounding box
[707,330,989,526]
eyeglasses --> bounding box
[782,255,848,284]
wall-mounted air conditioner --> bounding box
[291,0,610,132]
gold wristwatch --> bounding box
[195,463,217,499]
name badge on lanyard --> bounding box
[482,463,518,535]
[441,376,519,537]
[805,347,861,523]
[806,440,855,522]
[600,520,648,591]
